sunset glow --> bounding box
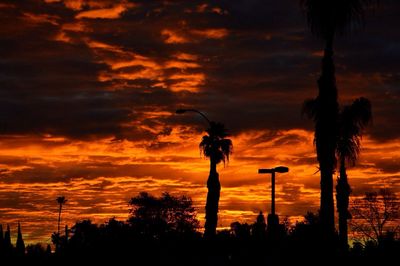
[0,0,399,245]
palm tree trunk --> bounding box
[316,31,338,242]
[58,203,62,235]
[336,156,351,250]
[204,158,220,239]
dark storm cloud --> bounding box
[0,2,128,139]
[0,0,399,143]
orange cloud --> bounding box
[211,7,228,15]
[76,3,134,19]
[53,22,86,43]
[174,53,198,61]
[168,73,205,92]
[2,128,398,244]
[165,60,200,69]
[84,38,205,92]
[162,28,229,44]
[45,0,84,10]
[191,28,229,39]
[22,12,59,25]
[162,29,189,44]
[54,31,72,43]
[45,0,129,11]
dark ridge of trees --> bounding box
[0,223,26,259]
[1,191,398,265]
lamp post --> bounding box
[258,166,289,229]
[176,109,211,127]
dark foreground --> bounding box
[3,234,399,266]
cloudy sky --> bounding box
[0,0,399,244]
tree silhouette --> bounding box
[46,244,51,255]
[336,97,372,249]
[251,211,266,239]
[351,189,400,245]
[200,121,233,238]
[56,196,67,236]
[128,192,199,238]
[230,221,251,240]
[289,211,322,256]
[26,243,48,258]
[301,0,378,241]
[16,222,25,256]
[68,220,99,251]
[4,224,12,253]
[0,224,3,252]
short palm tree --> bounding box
[200,122,232,238]
[56,196,67,236]
[301,0,378,238]
[336,97,372,249]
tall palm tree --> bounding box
[56,196,67,236]
[200,121,232,238]
[301,0,378,239]
[336,97,372,249]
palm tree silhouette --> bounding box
[336,97,372,249]
[56,196,67,236]
[301,0,378,239]
[176,109,232,238]
[200,121,233,238]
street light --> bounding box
[176,108,220,238]
[175,108,212,126]
[258,166,289,229]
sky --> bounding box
[0,0,399,244]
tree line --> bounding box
[0,190,398,265]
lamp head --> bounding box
[176,109,187,114]
[258,166,289,174]
[274,166,289,173]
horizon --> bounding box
[0,0,399,245]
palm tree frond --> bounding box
[337,97,372,166]
[301,0,379,39]
[349,97,372,129]
[56,196,67,205]
[199,122,233,165]
[219,138,233,165]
